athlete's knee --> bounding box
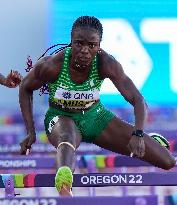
[59,132,76,147]
[162,156,176,170]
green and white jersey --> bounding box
[48,47,103,110]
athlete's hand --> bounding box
[5,70,22,88]
[20,134,36,155]
[127,135,145,158]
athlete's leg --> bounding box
[47,116,82,196]
[93,117,175,170]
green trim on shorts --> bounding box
[44,102,115,143]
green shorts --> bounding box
[44,102,115,143]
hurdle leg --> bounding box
[120,167,128,196]
[149,166,156,195]
[4,176,15,198]
[87,158,97,196]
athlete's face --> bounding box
[71,28,101,68]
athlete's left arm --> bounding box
[101,54,148,132]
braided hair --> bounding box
[71,16,103,40]
[26,16,103,95]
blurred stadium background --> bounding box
[0,0,177,204]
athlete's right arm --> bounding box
[19,57,52,154]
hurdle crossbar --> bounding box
[0,172,177,188]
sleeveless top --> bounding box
[48,47,103,110]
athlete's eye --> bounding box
[89,43,96,49]
[75,41,82,47]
